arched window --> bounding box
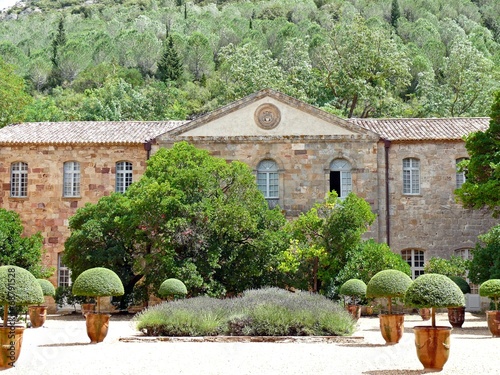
[456,158,468,189]
[116,161,133,193]
[63,161,80,197]
[403,158,420,195]
[330,159,352,198]
[10,161,28,197]
[402,249,425,279]
[257,160,279,200]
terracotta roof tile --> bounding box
[350,117,490,141]
[0,121,187,145]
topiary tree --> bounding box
[158,278,187,301]
[479,279,500,311]
[72,267,124,313]
[404,274,465,327]
[366,269,413,314]
[448,276,471,295]
[0,266,43,327]
[37,279,56,298]
[339,279,366,306]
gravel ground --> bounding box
[7,312,499,375]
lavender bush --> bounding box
[135,287,355,336]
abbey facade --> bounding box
[0,89,496,311]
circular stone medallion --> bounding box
[254,103,281,130]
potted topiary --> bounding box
[339,278,367,320]
[28,279,56,328]
[72,267,124,343]
[158,278,187,301]
[0,265,44,368]
[404,273,465,371]
[478,279,500,337]
[447,276,471,328]
[366,269,412,344]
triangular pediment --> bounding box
[164,89,379,140]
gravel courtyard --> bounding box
[7,312,499,375]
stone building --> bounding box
[0,89,496,310]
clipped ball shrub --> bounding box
[448,276,471,295]
[479,279,500,310]
[366,269,412,314]
[0,265,44,308]
[72,267,124,297]
[339,279,367,300]
[404,274,465,309]
[37,279,56,297]
[158,278,187,299]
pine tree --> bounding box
[48,17,67,88]
[156,36,182,83]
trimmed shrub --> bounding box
[448,276,471,294]
[135,287,355,337]
[339,279,366,305]
[366,269,412,314]
[37,279,56,297]
[404,274,465,309]
[72,267,124,297]
[479,279,500,310]
[0,265,44,307]
[158,278,187,299]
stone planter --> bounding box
[379,313,404,345]
[413,326,452,371]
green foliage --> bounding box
[456,91,500,216]
[448,276,471,295]
[0,58,32,127]
[404,274,465,309]
[54,286,87,311]
[37,279,56,297]
[135,287,355,337]
[156,36,182,83]
[366,270,413,299]
[479,279,500,310]
[467,224,500,284]
[72,267,125,297]
[339,279,366,305]
[0,265,44,308]
[158,278,188,299]
[0,208,52,278]
[424,256,470,278]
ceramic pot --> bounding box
[0,326,24,369]
[419,308,431,321]
[413,326,452,371]
[448,306,465,328]
[28,305,47,328]
[379,313,404,345]
[85,313,111,343]
[346,304,362,320]
[81,303,96,316]
[486,310,500,337]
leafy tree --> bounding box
[455,91,500,215]
[64,142,289,304]
[0,58,32,128]
[280,192,376,293]
[185,32,214,82]
[156,36,183,83]
[0,208,52,278]
[468,225,500,284]
[424,256,469,278]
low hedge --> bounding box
[135,287,356,337]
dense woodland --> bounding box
[0,0,499,126]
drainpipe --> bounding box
[144,140,152,160]
[384,139,391,247]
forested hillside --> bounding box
[1,0,499,126]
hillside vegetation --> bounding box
[0,0,499,125]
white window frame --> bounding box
[63,161,80,197]
[10,161,28,197]
[330,159,352,199]
[257,160,279,199]
[116,161,133,193]
[456,158,467,189]
[58,253,71,287]
[403,158,420,195]
[402,249,425,279]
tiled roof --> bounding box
[350,117,490,141]
[0,121,187,145]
